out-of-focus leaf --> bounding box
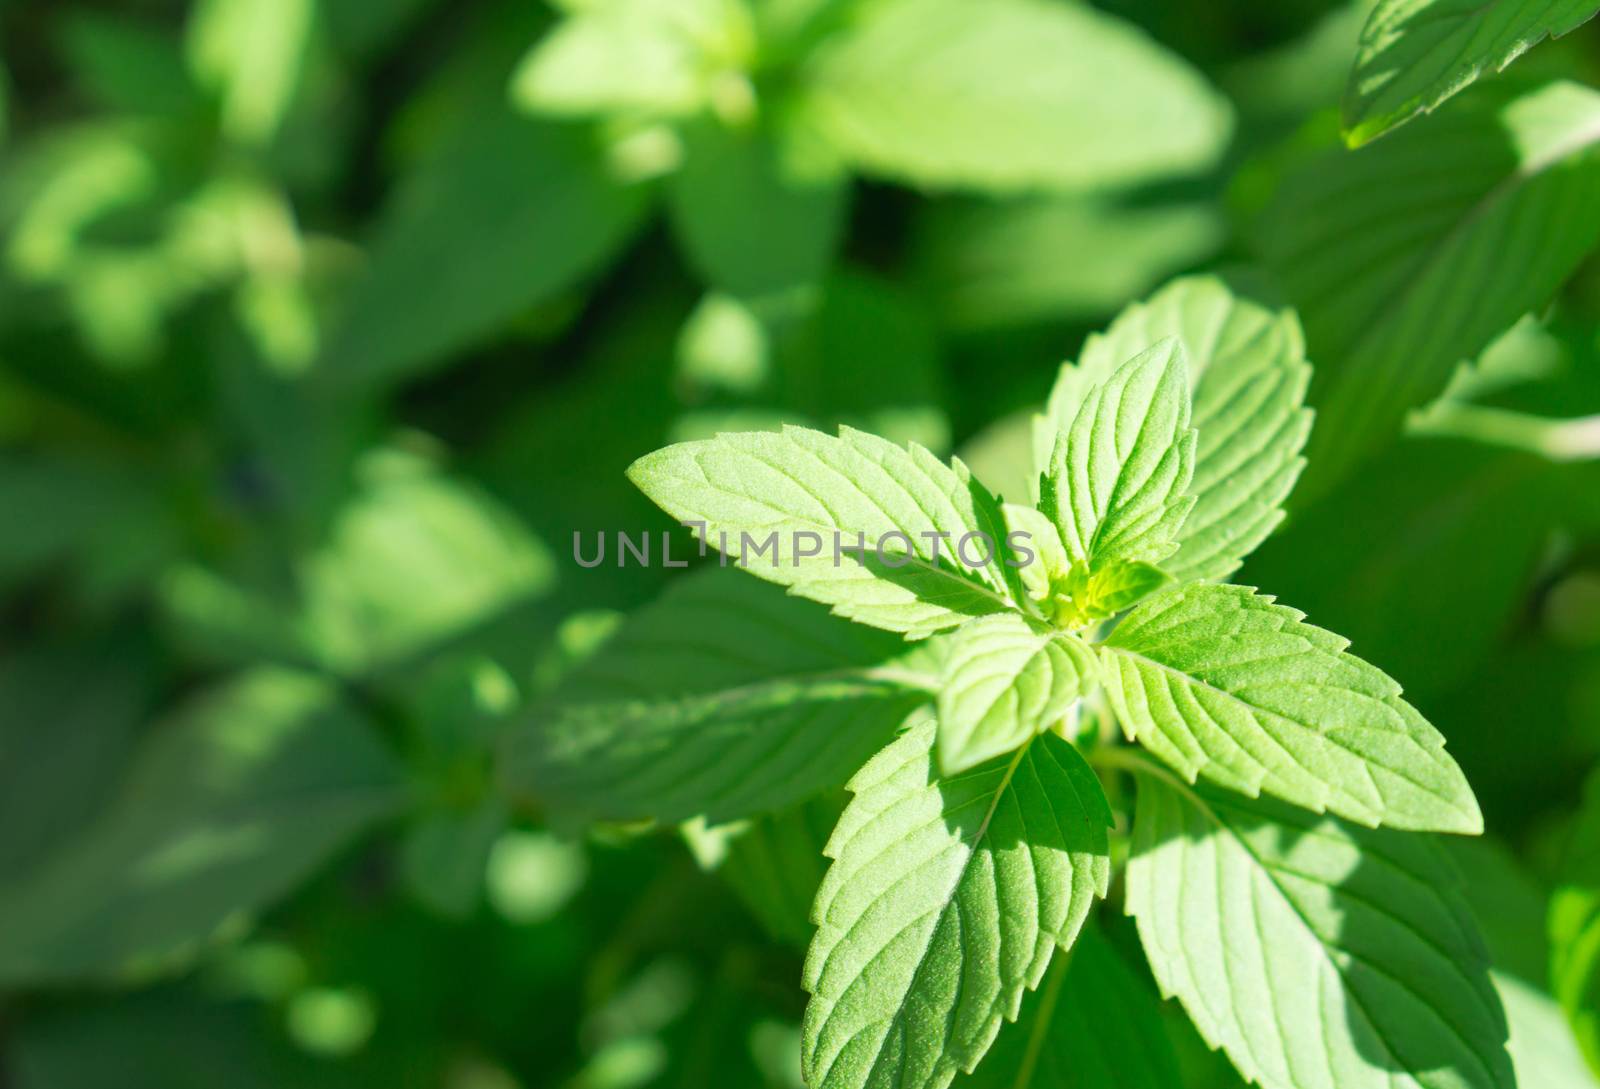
[798,0,1233,192]
[1262,80,1600,502]
[187,0,316,145]
[0,669,408,985]
[505,567,938,823]
[1243,437,1562,701]
[675,270,949,450]
[1036,275,1312,583]
[0,638,151,882]
[683,792,843,948]
[1343,0,1600,146]
[400,797,509,919]
[958,926,1181,1089]
[1553,766,1600,1078]
[9,991,343,1089]
[321,112,649,389]
[1450,839,1600,1088]
[323,0,439,58]
[915,192,1224,330]
[511,0,754,122]
[59,14,200,118]
[163,450,556,677]
[668,119,847,296]
[0,451,177,604]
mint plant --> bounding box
[517,276,1508,1089]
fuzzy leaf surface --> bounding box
[1101,583,1481,832]
[628,425,1024,637]
[802,716,1111,1089]
[1127,775,1513,1089]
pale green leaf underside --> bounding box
[1265,80,1600,502]
[935,613,1096,776]
[798,0,1232,192]
[1343,0,1600,146]
[803,715,1111,1089]
[1101,583,1481,832]
[1042,337,1196,574]
[1127,776,1513,1089]
[1034,275,1311,583]
[958,925,1181,1089]
[628,424,1023,637]
[503,568,939,824]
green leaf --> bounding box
[628,424,1025,637]
[1040,338,1197,575]
[675,270,951,452]
[1343,0,1600,146]
[321,112,649,389]
[802,715,1111,1089]
[0,639,151,883]
[683,792,844,948]
[510,0,753,121]
[1126,773,1513,1089]
[60,13,200,118]
[935,613,1097,775]
[797,0,1232,193]
[668,118,848,297]
[503,567,939,823]
[914,193,1224,331]
[186,0,313,144]
[1447,839,1600,1088]
[1242,437,1565,702]
[0,670,407,985]
[1035,275,1312,583]
[399,797,509,919]
[1262,80,1600,502]
[1552,766,1600,1078]
[10,992,336,1089]
[163,452,557,677]
[1101,583,1482,832]
[957,925,1181,1089]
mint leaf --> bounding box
[322,112,649,389]
[958,924,1181,1089]
[668,118,848,297]
[1052,559,1172,628]
[797,0,1232,193]
[1552,766,1600,1077]
[935,613,1097,775]
[186,0,312,145]
[1126,774,1513,1089]
[628,425,1024,637]
[683,792,843,949]
[0,670,407,985]
[1040,338,1197,575]
[803,715,1111,1089]
[510,0,752,121]
[1343,0,1600,146]
[1035,275,1312,582]
[1447,839,1600,1088]
[1264,80,1600,502]
[504,568,939,823]
[1101,583,1482,832]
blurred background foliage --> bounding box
[0,0,1598,1086]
